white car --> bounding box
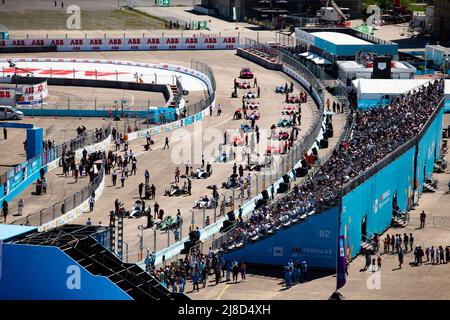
[0,106,23,120]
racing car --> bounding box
[239,67,254,79]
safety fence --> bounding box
[243,38,281,62]
[11,166,105,227]
[0,124,111,187]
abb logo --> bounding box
[70,39,83,45]
[147,38,160,44]
[204,38,217,44]
[109,39,122,45]
[31,40,45,46]
[12,40,26,46]
[128,38,140,45]
[185,38,197,44]
[166,38,178,44]
[51,40,64,46]
[223,37,236,43]
[90,39,103,45]
[0,91,11,98]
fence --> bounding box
[0,124,111,186]
[11,166,105,227]
[20,99,168,112]
[135,6,192,30]
[243,38,281,62]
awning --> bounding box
[298,52,332,65]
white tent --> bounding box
[352,79,432,109]
[352,79,431,100]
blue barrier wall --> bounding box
[18,108,176,123]
[340,147,415,259]
[0,243,131,300]
[416,107,443,192]
[222,206,340,268]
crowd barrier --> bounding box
[1,125,111,210]
[0,35,240,53]
[38,167,106,232]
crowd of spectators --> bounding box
[147,248,246,293]
[219,80,444,251]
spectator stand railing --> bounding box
[11,165,105,228]
[0,124,111,207]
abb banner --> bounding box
[20,80,48,102]
[0,88,15,105]
[0,36,239,52]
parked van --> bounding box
[0,106,24,120]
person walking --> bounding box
[3,127,7,140]
[384,235,389,253]
[163,137,169,149]
[138,182,144,199]
[217,104,222,116]
[371,255,376,272]
[89,195,95,212]
[174,167,180,183]
[403,233,409,252]
[430,246,435,264]
[17,198,24,216]
[120,173,125,187]
[240,261,247,282]
[232,261,239,283]
[112,170,117,186]
[191,268,200,292]
[439,245,445,264]
[131,158,137,175]
[187,178,192,195]
[425,247,430,262]
[151,184,156,199]
[409,233,414,251]
[377,255,382,271]
[153,202,159,219]
[398,248,404,269]
[2,200,8,222]
[419,210,426,228]
[144,169,150,184]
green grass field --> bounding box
[0,8,166,30]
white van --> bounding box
[0,105,24,120]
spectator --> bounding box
[17,198,24,216]
[2,200,8,222]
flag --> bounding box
[336,235,346,290]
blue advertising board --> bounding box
[222,206,340,268]
[416,108,443,192]
[340,146,415,259]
